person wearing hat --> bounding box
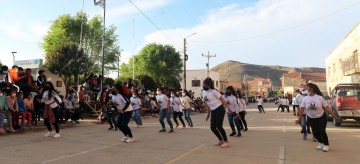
[37,70,47,87]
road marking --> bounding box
[278,116,287,164]
[40,143,121,163]
[165,143,207,164]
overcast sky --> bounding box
[1,0,360,72]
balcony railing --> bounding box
[342,54,360,76]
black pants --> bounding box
[239,111,247,129]
[173,111,185,127]
[308,113,329,145]
[293,105,299,112]
[283,105,290,112]
[257,105,265,113]
[277,105,283,112]
[107,112,117,128]
[44,107,60,133]
[210,106,227,142]
[117,111,133,138]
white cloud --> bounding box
[143,0,360,69]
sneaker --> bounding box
[108,127,114,130]
[53,133,61,138]
[169,129,174,133]
[190,124,193,127]
[121,137,128,142]
[303,134,307,140]
[214,141,224,146]
[126,138,135,143]
[44,131,53,137]
[134,125,139,128]
[0,128,6,134]
[159,129,166,132]
[138,125,143,128]
[182,126,186,128]
[312,137,318,142]
[236,133,241,137]
[229,132,236,136]
[317,143,324,150]
[7,127,16,133]
[322,145,329,152]
[220,142,230,148]
[244,128,248,132]
[175,124,179,128]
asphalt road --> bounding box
[1,103,360,164]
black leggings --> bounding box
[173,111,185,127]
[210,106,227,142]
[308,113,329,145]
[117,111,133,138]
[257,105,265,113]
[239,111,247,129]
[107,112,117,128]
[293,105,299,112]
[44,107,60,133]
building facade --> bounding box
[181,70,220,98]
[247,77,272,97]
[325,22,360,94]
[282,72,327,96]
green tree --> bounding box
[121,43,183,86]
[42,12,120,79]
[45,44,91,96]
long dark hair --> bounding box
[183,90,190,97]
[236,90,243,99]
[114,83,129,102]
[203,78,215,89]
[226,86,237,98]
[306,83,323,97]
[44,81,55,99]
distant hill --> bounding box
[211,60,326,87]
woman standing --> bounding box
[256,96,265,113]
[180,90,193,127]
[42,82,62,138]
[296,83,339,152]
[237,92,248,131]
[223,86,241,137]
[112,83,135,143]
[130,89,143,128]
[156,87,174,133]
[203,78,233,148]
[171,91,185,128]
[24,94,36,125]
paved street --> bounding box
[1,103,360,164]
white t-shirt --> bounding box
[257,98,263,105]
[300,94,328,118]
[130,96,142,109]
[238,98,247,112]
[170,97,182,112]
[295,94,304,106]
[112,94,133,112]
[156,94,169,110]
[222,95,239,113]
[202,89,222,111]
[180,96,191,109]
[42,90,62,108]
[283,99,289,106]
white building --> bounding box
[325,22,360,94]
[14,59,66,94]
[181,69,221,98]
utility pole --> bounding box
[202,51,216,78]
[94,0,106,98]
[183,33,196,90]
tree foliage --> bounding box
[121,43,183,87]
[45,44,91,95]
[42,12,120,77]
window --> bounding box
[192,80,200,87]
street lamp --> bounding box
[11,52,17,64]
[94,0,106,95]
[183,32,197,90]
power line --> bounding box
[191,1,360,43]
[128,0,180,50]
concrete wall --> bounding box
[326,22,360,94]
[181,70,220,98]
